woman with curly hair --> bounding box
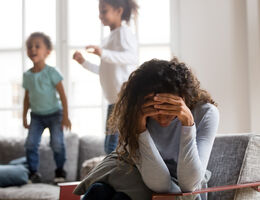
[74,58,219,200]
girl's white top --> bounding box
[81,24,138,104]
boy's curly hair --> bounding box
[26,32,53,51]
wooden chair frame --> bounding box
[59,181,260,200]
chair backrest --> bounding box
[77,136,105,178]
[39,132,79,182]
[207,134,251,200]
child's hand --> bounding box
[86,45,102,57]
[73,51,85,64]
[62,117,72,131]
[23,117,30,129]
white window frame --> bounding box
[0,0,177,136]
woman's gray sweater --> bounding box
[74,103,219,200]
[137,103,219,193]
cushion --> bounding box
[39,132,79,182]
[234,134,260,200]
[207,133,260,200]
[0,132,79,183]
[0,183,59,200]
[207,133,251,200]
[0,165,28,187]
[80,155,106,180]
[78,136,105,177]
[0,137,26,164]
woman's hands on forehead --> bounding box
[153,93,194,126]
[137,93,194,134]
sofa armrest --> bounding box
[152,181,260,200]
[59,181,81,200]
[59,181,260,200]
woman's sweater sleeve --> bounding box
[135,106,219,193]
[101,29,138,66]
[81,60,100,74]
[177,106,219,192]
[136,131,181,193]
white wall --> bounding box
[246,0,260,133]
[172,0,260,133]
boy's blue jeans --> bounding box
[25,110,66,173]
[104,104,119,154]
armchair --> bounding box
[59,133,260,200]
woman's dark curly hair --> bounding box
[109,58,217,163]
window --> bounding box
[0,0,56,137]
[68,0,104,137]
[138,0,171,63]
[0,0,172,138]
[0,0,23,136]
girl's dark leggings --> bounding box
[82,182,131,200]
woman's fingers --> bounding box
[143,93,162,108]
[137,104,159,133]
[144,93,154,99]
[142,100,162,108]
[154,103,181,111]
[142,106,159,117]
[154,95,182,106]
[156,93,181,100]
[157,109,179,116]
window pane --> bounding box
[70,108,103,137]
[0,52,23,108]
[139,46,171,64]
[0,110,24,138]
[0,0,22,48]
[25,0,56,42]
[69,0,101,46]
[69,49,102,106]
[25,50,57,70]
[138,0,170,44]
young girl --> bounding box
[74,58,219,200]
[73,0,139,154]
[23,32,71,183]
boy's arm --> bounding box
[56,81,71,130]
[23,90,30,129]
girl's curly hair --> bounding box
[109,58,217,163]
[100,0,138,23]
